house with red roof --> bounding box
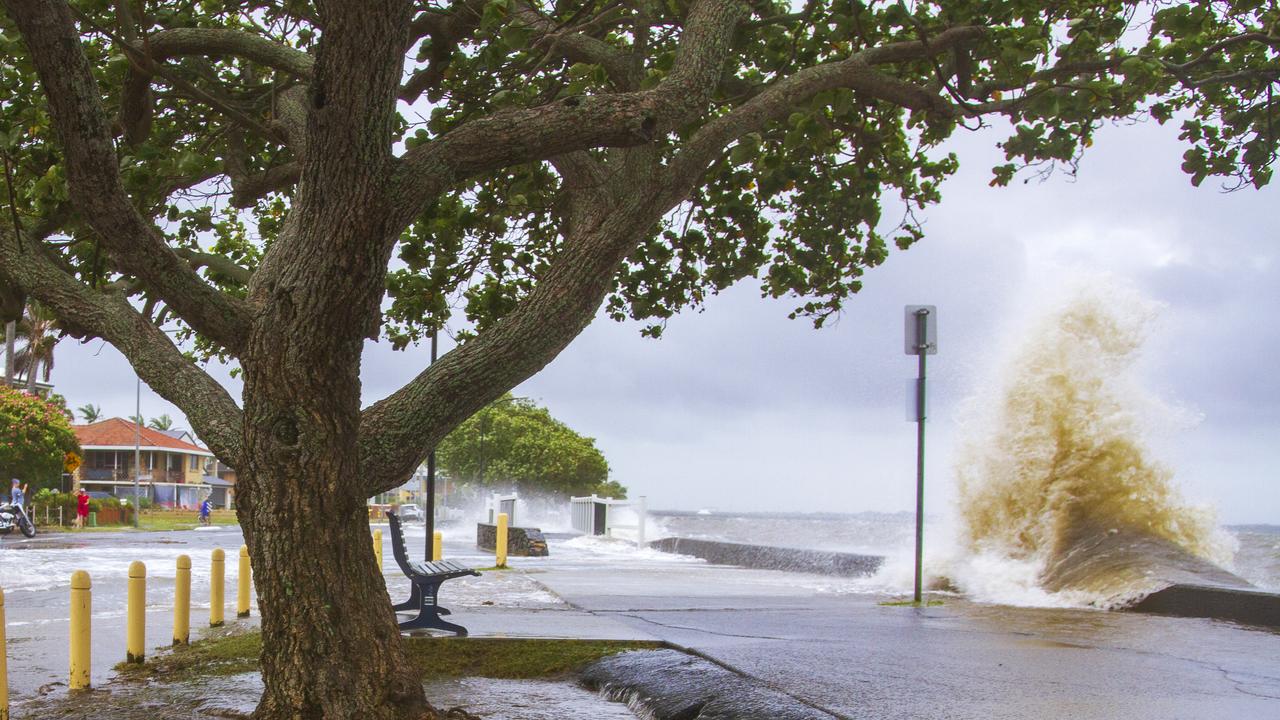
[72,418,217,508]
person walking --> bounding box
[74,488,90,530]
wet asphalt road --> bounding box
[534,558,1280,720]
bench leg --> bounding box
[392,582,421,612]
[396,581,467,636]
[398,610,468,637]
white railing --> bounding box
[569,495,647,548]
[486,492,518,526]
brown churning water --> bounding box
[954,286,1243,608]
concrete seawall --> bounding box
[650,537,883,577]
[1127,583,1280,628]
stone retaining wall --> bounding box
[476,523,549,557]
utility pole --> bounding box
[904,305,937,604]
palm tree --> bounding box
[15,302,60,393]
[129,414,145,427]
[148,414,174,431]
[77,404,102,423]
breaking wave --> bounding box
[952,282,1243,608]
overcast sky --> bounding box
[45,117,1279,524]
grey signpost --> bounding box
[904,305,936,604]
[425,329,438,558]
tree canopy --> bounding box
[0,1,1273,485]
[0,1,1274,717]
[0,385,80,490]
[436,394,618,497]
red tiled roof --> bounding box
[73,418,211,455]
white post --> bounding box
[636,496,647,549]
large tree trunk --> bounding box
[235,434,431,719]
[237,333,432,718]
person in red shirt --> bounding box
[75,489,90,530]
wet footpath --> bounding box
[2,527,1279,719]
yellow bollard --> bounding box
[126,561,146,664]
[173,555,191,645]
[1,588,8,719]
[69,570,91,690]
[237,545,251,618]
[210,549,225,628]
[496,512,509,568]
[373,529,383,571]
[432,531,443,562]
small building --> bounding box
[73,418,216,508]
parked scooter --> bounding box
[0,502,36,537]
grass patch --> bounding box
[138,510,239,532]
[474,565,513,572]
[114,630,662,684]
[879,599,945,607]
[115,629,262,681]
[406,638,664,680]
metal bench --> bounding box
[385,511,479,635]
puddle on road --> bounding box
[15,672,638,719]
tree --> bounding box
[0,385,80,492]
[77,403,101,423]
[148,413,174,431]
[0,1,1273,717]
[14,301,60,392]
[437,395,615,497]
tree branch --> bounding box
[3,0,254,355]
[667,26,985,202]
[400,0,487,102]
[388,0,750,235]
[0,225,244,466]
[510,0,640,89]
[173,247,254,285]
[360,163,660,493]
[136,27,316,78]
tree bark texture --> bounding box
[237,348,430,719]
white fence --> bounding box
[486,493,518,526]
[569,495,647,548]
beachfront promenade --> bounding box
[2,528,1277,719]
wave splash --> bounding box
[952,283,1240,608]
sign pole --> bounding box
[904,305,936,605]
[913,308,929,604]
[425,329,438,559]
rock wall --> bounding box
[476,523,549,557]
